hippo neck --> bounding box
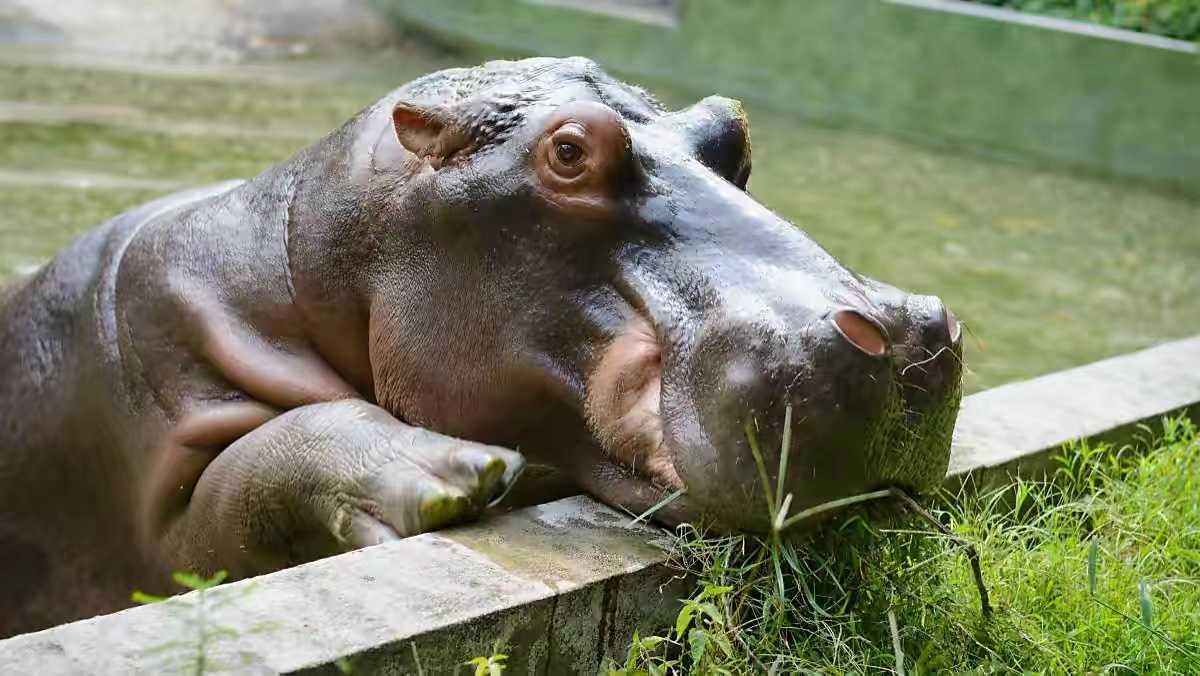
[270,96,419,401]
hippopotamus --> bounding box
[0,57,962,637]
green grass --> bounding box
[612,415,1200,673]
[1,43,1197,392]
[967,0,1200,41]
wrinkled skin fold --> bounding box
[0,57,961,636]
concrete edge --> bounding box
[1,336,1198,672]
[885,0,1200,53]
[0,497,682,674]
[524,0,679,28]
[947,335,1200,487]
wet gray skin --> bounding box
[0,57,960,635]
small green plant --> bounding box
[612,630,672,676]
[132,570,252,675]
[465,642,508,676]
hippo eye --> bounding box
[547,122,590,179]
[556,142,584,166]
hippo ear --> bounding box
[673,96,752,190]
[391,102,471,168]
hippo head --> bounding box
[355,58,962,531]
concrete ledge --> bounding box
[948,335,1200,487]
[0,498,684,674]
[2,337,1198,673]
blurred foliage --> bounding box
[971,0,1200,40]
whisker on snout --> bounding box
[899,345,954,376]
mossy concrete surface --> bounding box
[0,497,685,674]
[1,337,1198,673]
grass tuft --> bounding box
[611,415,1200,674]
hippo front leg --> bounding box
[162,399,525,578]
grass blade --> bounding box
[1139,580,1153,628]
[775,403,793,515]
[773,493,793,532]
[1087,538,1098,596]
[745,419,777,518]
[888,608,905,676]
[411,642,425,676]
[770,535,786,603]
[778,489,895,531]
[627,488,687,528]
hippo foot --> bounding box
[328,433,527,549]
[163,399,525,578]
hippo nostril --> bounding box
[945,306,962,344]
[832,309,888,357]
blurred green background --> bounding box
[0,0,1197,393]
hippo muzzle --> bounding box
[661,291,963,532]
[584,144,963,531]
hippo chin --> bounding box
[0,57,961,636]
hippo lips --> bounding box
[586,313,684,496]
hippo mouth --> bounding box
[585,312,684,495]
[581,297,964,531]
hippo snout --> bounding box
[663,292,964,532]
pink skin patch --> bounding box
[586,315,682,490]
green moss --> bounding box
[0,186,163,275]
[0,52,456,132]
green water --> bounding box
[1,47,1196,393]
